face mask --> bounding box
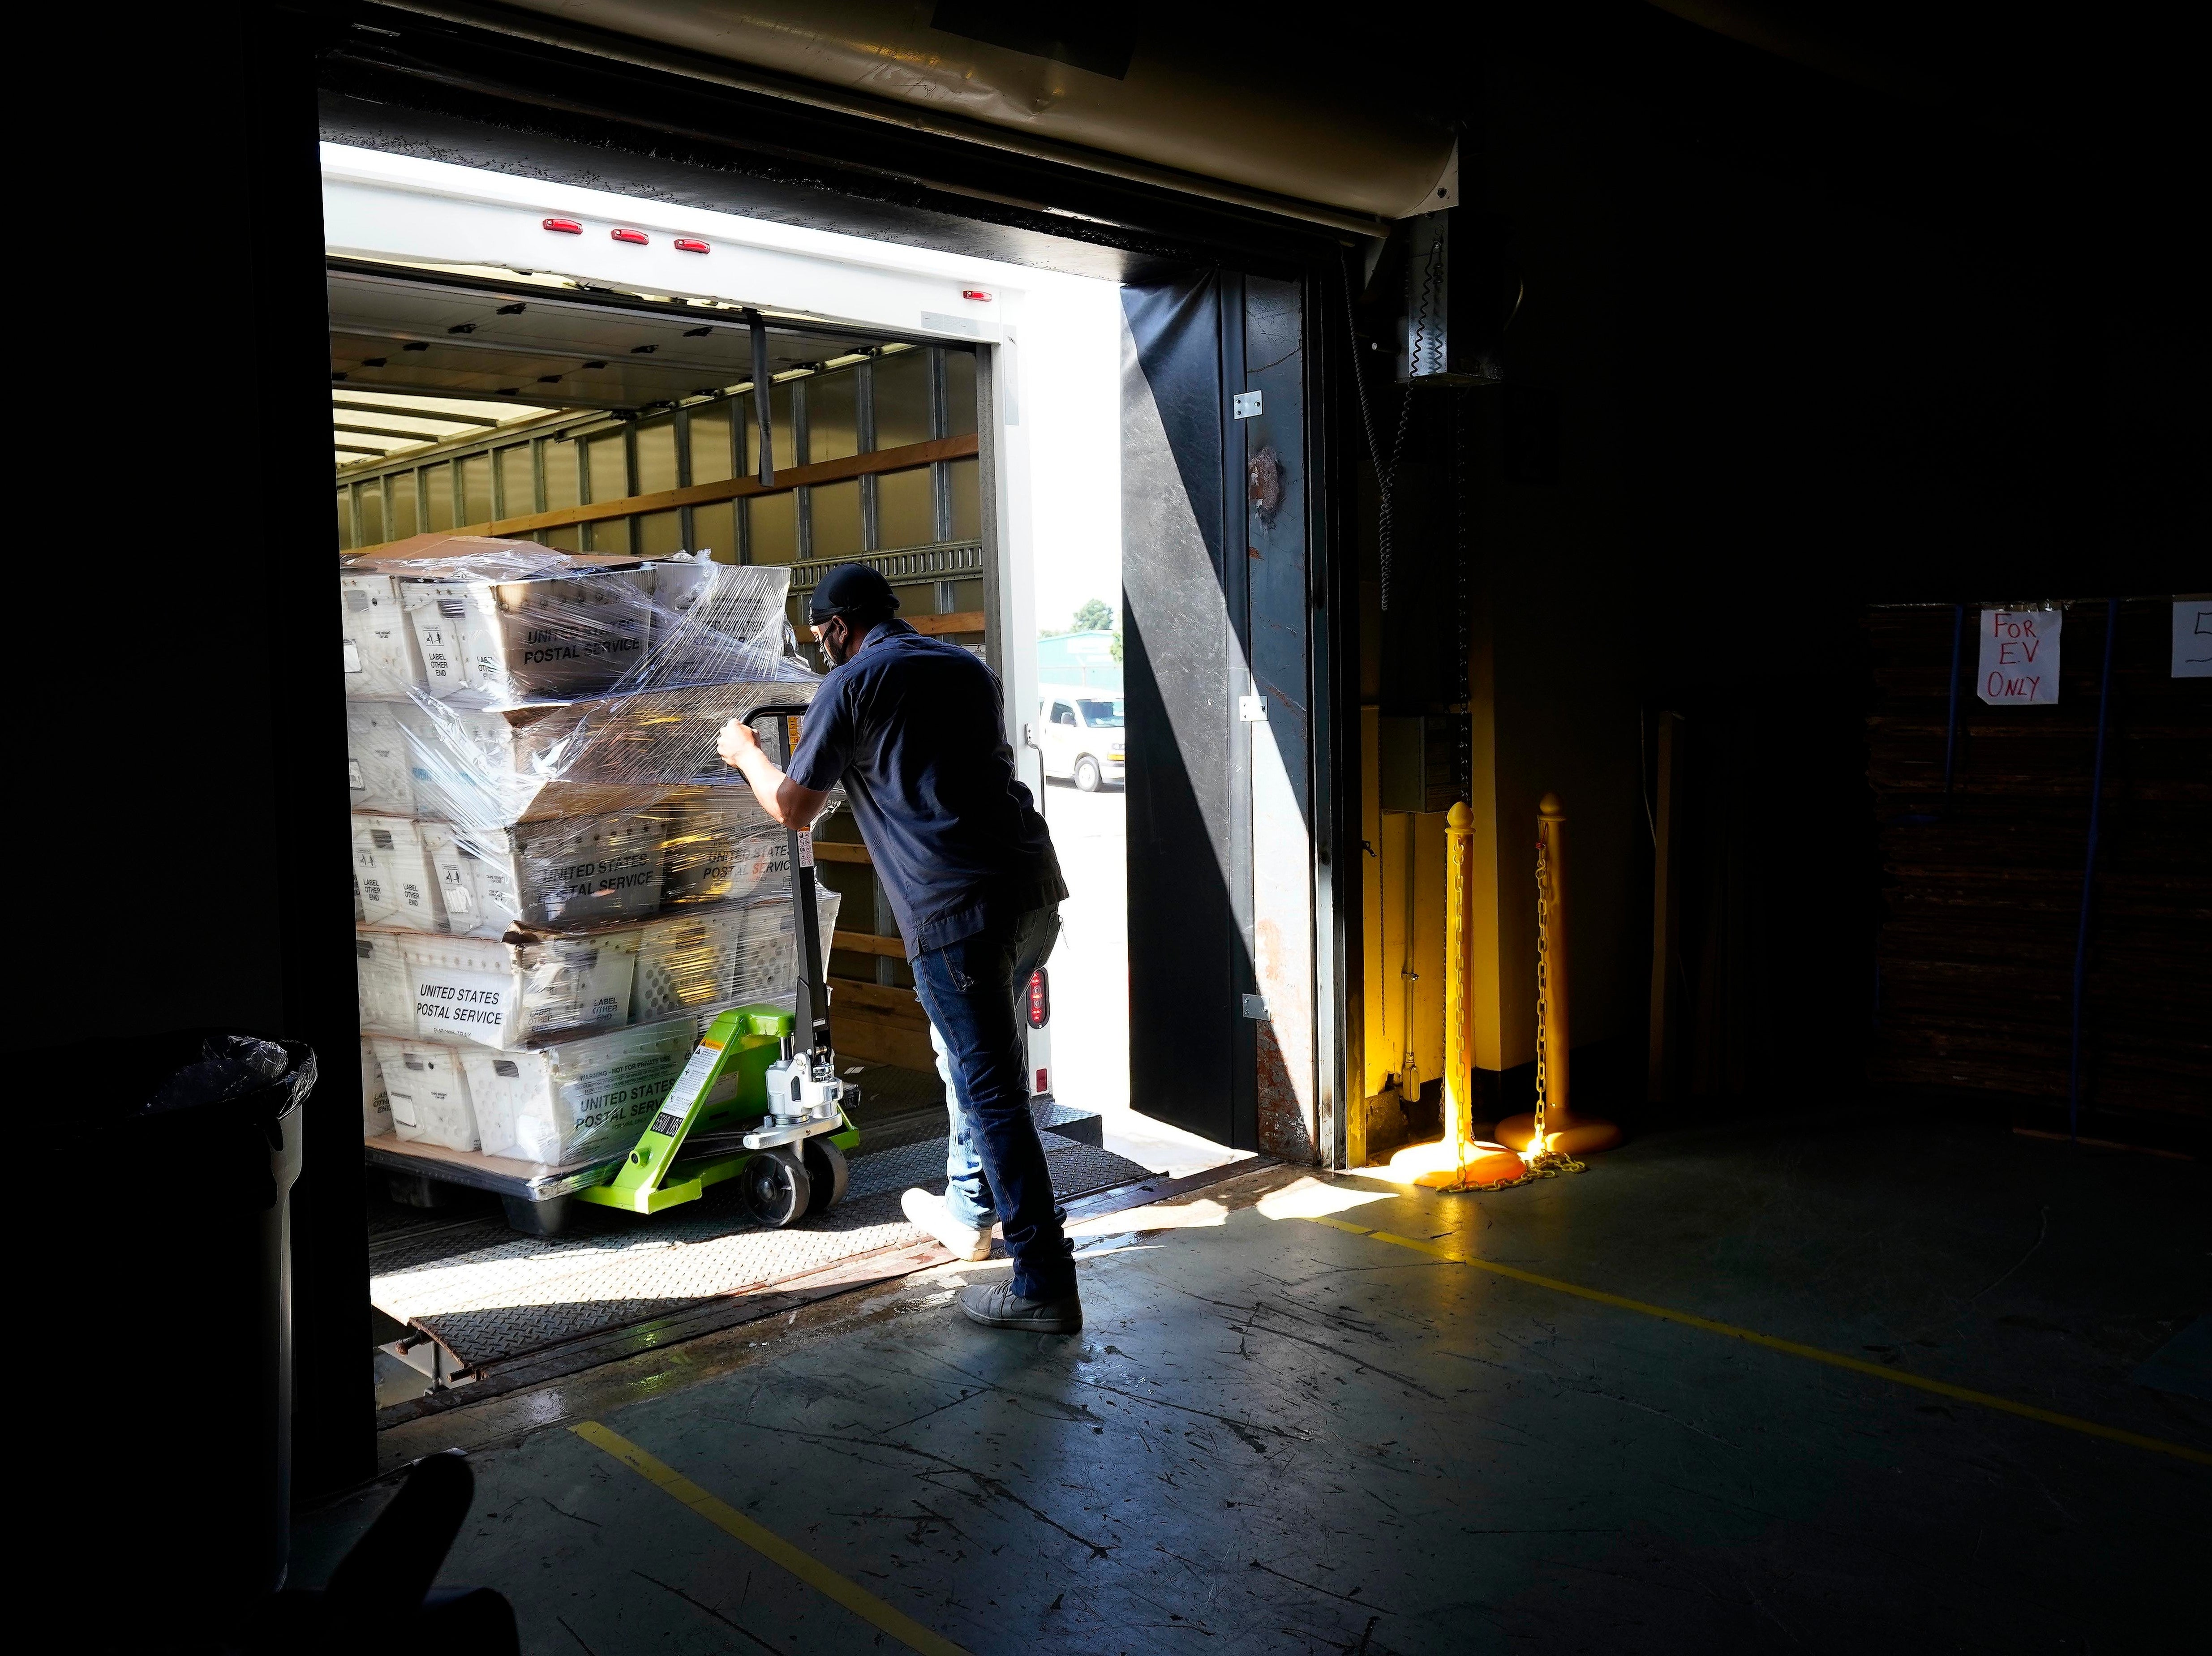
[818,619,850,667]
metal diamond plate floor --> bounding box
[371,1134,1151,1372]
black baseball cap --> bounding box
[808,562,899,624]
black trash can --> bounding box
[69,1030,316,1645]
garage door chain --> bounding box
[1489,833,1588,1189]
[1460,1147,1587,1195]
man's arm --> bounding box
[716,719,829,828]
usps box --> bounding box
[352,814,447,932]
[661,789,785,907]
[400,564,654,705]
[456,1017,697,1166]
[341,571,425,698]
[346,702,416,816]
[398,929,640,1049]
[370,1036,479,1151]
[361,1040,395,1138]
[420,812,666,939]
[631,887,841,1023]
[355,927,415,1034]
[642,560,795,687]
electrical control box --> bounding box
[1379,714,1459,815]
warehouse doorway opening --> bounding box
[326,147,1261,1403]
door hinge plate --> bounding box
[1239,693,1267,722]
[1233,390,1262,419]
[1241,993,1270,1020]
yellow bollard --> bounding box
[1498,794,1622,1157]
[1385,801,1524,1188]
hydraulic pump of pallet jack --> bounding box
[749,1031,846,1150]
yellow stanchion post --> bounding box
[1499,793,1622,1158]
[1385,802,1523,1189]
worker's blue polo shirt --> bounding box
[786,620,1065,958]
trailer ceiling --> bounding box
[329,259,921,472]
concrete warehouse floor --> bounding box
[297,1114,2208,1654]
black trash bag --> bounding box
[146,1034,292,1113]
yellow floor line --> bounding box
[572,1420,975,1656]
[1299,1216,2211,1467]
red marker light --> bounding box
[673,238,710,254]
[611,227,649,245]
[542,218,582,234]
[962,289,993,301]
[1027,968,1049,1028]
[1035,1068,1049,1094]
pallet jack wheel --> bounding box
[802,1137,849,1216]
[738,1148,812,1228]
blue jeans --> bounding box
[912,905,1074,1300]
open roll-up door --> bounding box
[1122,272,1325,1158]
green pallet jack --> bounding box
[573,704,858,1228]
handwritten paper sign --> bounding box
[1978,609,2061,705]
[2174,600,2212,678]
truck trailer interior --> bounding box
[48,4,2204,1652]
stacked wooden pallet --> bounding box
[1864,600,2208,1124]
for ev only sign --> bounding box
[1978,608,2062,705]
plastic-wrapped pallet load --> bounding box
[343,540,844,1193]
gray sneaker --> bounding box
[958,1280,1082,1334]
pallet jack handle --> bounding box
[744,704,831,1062]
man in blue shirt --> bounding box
[717,564,1079,1333]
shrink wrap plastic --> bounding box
[345,541,853,1170]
